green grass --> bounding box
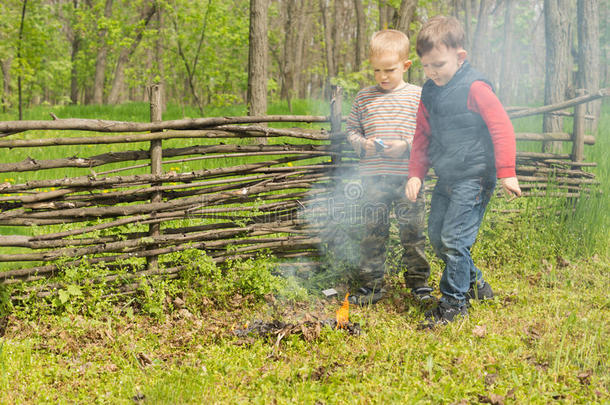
[0,100,608,403]
[0,252,607,403]
[511,101,610,257]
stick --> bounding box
[508,88,609,119]
[2,154,319,192]
[515,132,595,145]
[0,115,331,135]
[0,144,336,172]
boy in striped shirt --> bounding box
[346,29,432,306]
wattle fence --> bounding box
[0,85,606,298]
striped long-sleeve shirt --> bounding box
[346,83,421,176]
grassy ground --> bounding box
[0,253,607,404]
[0,100,608,404]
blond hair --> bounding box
[369,29,411,61]
[416,15,465,57]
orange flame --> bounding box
[336,293,349,329]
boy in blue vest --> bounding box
[405,16,521,327]
[345,29,432,306]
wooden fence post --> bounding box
[147,84,163,271]
[571,88,586,162]
[330,85,342,165]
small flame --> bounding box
[336,293,349,329]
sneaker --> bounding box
[348,287,385,306]
[411,286,437,307]
[466,280,494,303]
[419,301,468,329]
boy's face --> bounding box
[420,45,467,87]
[371,52,412,92]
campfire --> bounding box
[335,293,349,329]
[233,293,361,343]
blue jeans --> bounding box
[428,176,496,307]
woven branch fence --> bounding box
[0,85,607,298]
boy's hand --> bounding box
[381,140,408,158]
[501,177,522,200]
[362,139,377,157]
[405,177,422,202]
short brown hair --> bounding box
[416,16,465,57]
[369,29,411,60]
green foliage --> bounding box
[330,67,372,99]
[164,248,305,310]
[21,260,135,318]
[136,276,175,319]
[0,284,12,319]
[9,247,302,320]
[163,0,250,108]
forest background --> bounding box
[0,0,608,119]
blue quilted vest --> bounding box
[421,61,496,181]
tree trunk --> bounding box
[498,0,515,104]
[331,0,345,73]
[154,2,166,112]
[107,4,156,105]
[395,0,418,35]
[353,0,366,71]
[463,0,472,50]
[280,0,297,107]
[379,0,394,30]
[69,0,81,105]
[0,58,11,112]
[17,0,28,120]
[92,0,113,105]
[70,36,80,104]
[577,0,601,131]
[319,0,336,97]
[247,0,268,118]
[470,0,493,74]
[450,0,459,17]
[293,1,309,98]
[279,0,308,110]
[543,0,571,153]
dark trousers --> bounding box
[358,175,430,289]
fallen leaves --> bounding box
[477,393,505,405]
[136,352,153,368]
[484,372,498,386]
[524,321,545,343]
[525,354,550,371]
[473,324,487,338]
[309,361,342,381]
[557,255,571,268]
[479,385,516,405]
[232,313,361,346]
[577,370,593,385]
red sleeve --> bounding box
[408,102,431,180]
[467,81,516,178]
